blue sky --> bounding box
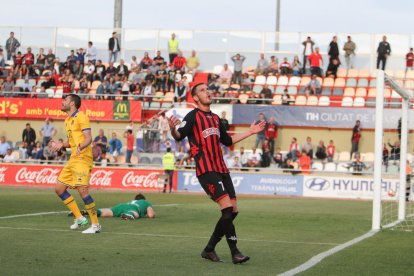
[1,0,413,34]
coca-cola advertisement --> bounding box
[0,164,176,191]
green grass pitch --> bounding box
[0,186,413,275]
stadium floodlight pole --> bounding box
[274,0,281,51]
[114,0,123,57]
[372,70,385,231]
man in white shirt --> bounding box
[86,41,97,64]
[236,147,249,167]
[3,148,16,163]
[83,60,95,76]
[219,64,232,84]
[302,36,315,72]
[247,147,262,168]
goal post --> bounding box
[372,70,412,230]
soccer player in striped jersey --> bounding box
[168,83,265,264]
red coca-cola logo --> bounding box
[122,171,160,188]
[0,167,7,183]
[15,167,60,184]
[90,170,113,186]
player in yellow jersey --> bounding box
[52,94,101,234]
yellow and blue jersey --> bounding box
[64,110,93,161]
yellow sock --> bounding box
[63,196,82,219]
[85,202,99,225]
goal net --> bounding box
[373,70,414,231]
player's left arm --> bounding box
[230,120,266,145]
[77,129,92,156]
[146,207,155,219]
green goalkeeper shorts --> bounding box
[110,203,140,218]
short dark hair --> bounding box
[135,193,146,200]
[127,129,132,134]
[191,83,205,97]
[26,123,30,126]
[167,147,171,152]
[67,94,81,109]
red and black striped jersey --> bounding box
[177,108,233,176]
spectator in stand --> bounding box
[43,140,56,163]
[279,57,292,75]
[186,50,200,75]
[382,143,389,165]
[227,156,242,171]
[130,56,139,70]
[350,120,361,159]
[108,32,120,63]
[261,144,272,168]
[167,64,176,92]
[78,74,89,95]
[236,147,249,167]
[288,137,300,161]
[307,47,323,77]
[148,60,159,75]
[95,59,106,80]
[2,76,15,96]
[45,49,56,70]
[259,84,272,104]
[255,113,267,148]
[153,50,165,66]
[172,51,186,72]
[124,129,135,165]
[326,58,340,78]
[255,53,269,75]
[22,123,36,157]
[168,33,179,63]
[109,132,122,163]
[208,75,220,93]
[328,36,340,65]
[39,118,57,147]
[302,36,315,73]
[0,136,10,158]
[23,47,35,69]
[158,113,170,143]
[268,56,279,75]
[106,61,117,77]
[144,68,155,85]
[86,41,97,64]
[315,140,327,160]
[92,141,102,162]
[247,147,262,168]
[76,48,85,65]
[72,60,84,79]
[299,150,311,174]
[219,63,232,84]
[377,36,391,70]
[0,49,5,71]
[94,129,108,153]
[2,148,16,163]
[36,48,46,69]
[83,60,95,80]
[143,81,155,107]
[265,117,278,157]
[116,59,128,76]
[155,63,168,92]
[291,55,302,76]
[301,136,314,159]
[231,53,246,85]
[219,111,230,132]
[174,81,188,103]
[406,48,413,73]
[343,36,356,70]
[65,50,77,72]
[140,52,152,69]
[388,139,401,161]
[138,120,150,153]
[282,88,292,105]
[345,153,368,175]
[61,75,74,94]
[273,147,283,167]
[327,139,335,162]
[5,32,20,60]
[31,142,44,160]
[304,74,321,95]
[148,115,160,153]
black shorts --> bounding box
[198,172,236,202]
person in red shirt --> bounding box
[140,52,153,69]
[307,47,323,77]
[327,139,335,162]
[406,48,413,72]
[279,57,292,75]
[124,129,134,164]
[61,75,74,94]
[350,120,361,159]
[298,150,311,174]
[23,47,35,66]
[172,51,187,72]
[265,117,278,157]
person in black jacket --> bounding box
[328,36,340,65]
[377,36,391,70]
[108,32,121,63]
[22,123,36,157]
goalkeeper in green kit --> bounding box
[69,193,155,220]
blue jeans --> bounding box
[109,51,119,63]
[126,150,133,163]
[255,134,265,148]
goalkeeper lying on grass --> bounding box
[69,193,155,220]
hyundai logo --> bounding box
[305,178,330,191]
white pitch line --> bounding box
[0,225,339,246]
[278,230,378,276]
[0,204,180,220]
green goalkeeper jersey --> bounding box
[110,200,152,218]
[129,199,152,218]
